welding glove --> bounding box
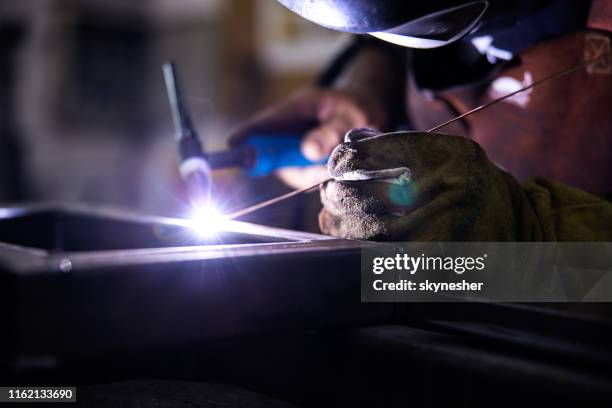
[320,129,612,241]
[228,89,386,189]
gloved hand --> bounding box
[228,89,386,189]
[320,129,612,242]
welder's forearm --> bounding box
[331,45,406,130]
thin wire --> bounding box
[225,53,610,221]
[224,182,322,220]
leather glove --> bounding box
[319,129,612,242]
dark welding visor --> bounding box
[276,0,546,49]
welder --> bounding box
[230,0,612,242]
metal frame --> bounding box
[0,203,391,359]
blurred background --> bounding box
[0,0,349,231]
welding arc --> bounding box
[224,53,610,221]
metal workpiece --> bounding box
[2,204,612,403]
[0,203,389,358]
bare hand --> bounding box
[228,89,386,189]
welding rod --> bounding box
[224,53,610,220]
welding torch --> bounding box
[162,61,327,205]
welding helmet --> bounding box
[276,0,551,48]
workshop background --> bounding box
[0,0,349,231]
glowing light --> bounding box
[189,203,228,238]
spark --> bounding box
[189,202,228,238]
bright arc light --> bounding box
[189,203,228,238]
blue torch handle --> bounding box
[245,134,329,177]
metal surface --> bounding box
[2,203,612,404]
[0,203,390,358]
